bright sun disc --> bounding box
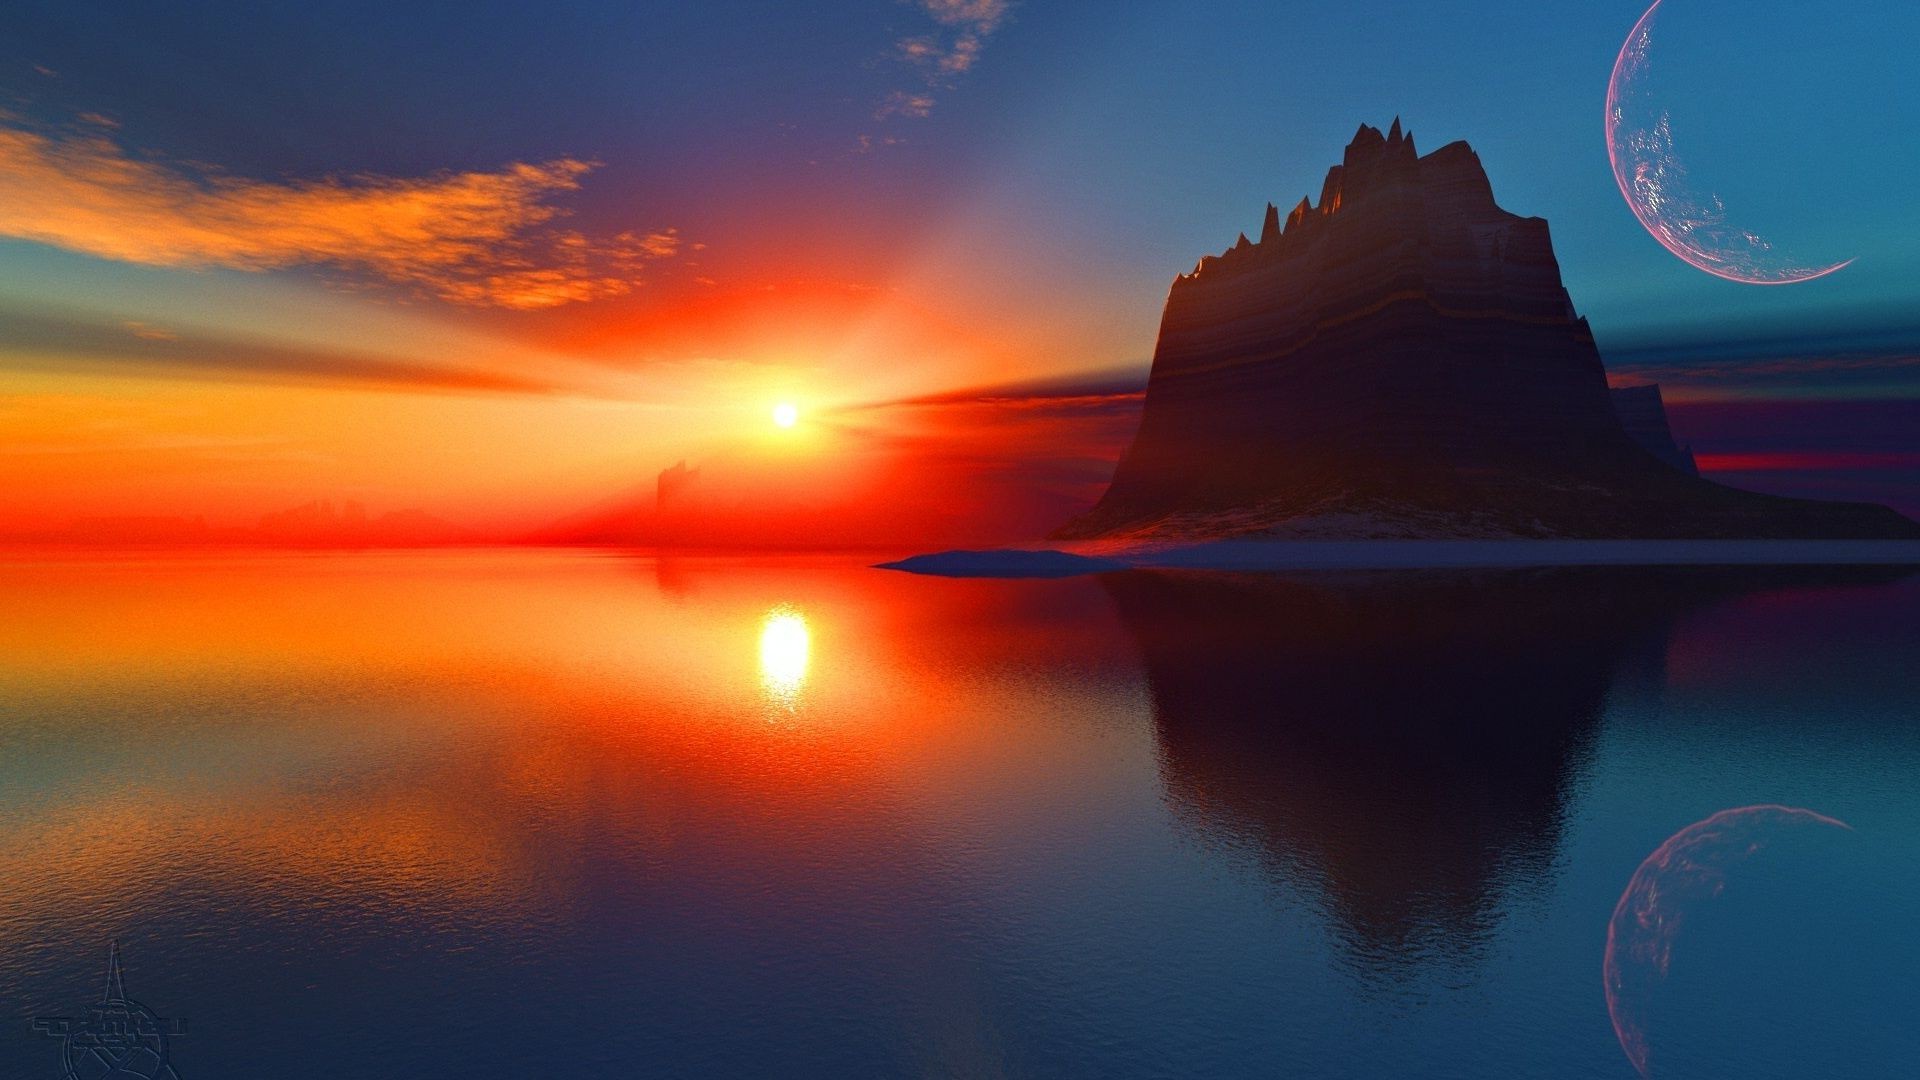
[772,402,798,428]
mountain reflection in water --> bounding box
[1108,566,1915,983]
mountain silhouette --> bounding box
[1057,122,1918,541]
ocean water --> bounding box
[0,551,1915,1078]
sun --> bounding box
[772,402,798,429]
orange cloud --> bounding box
[636,228,682,258]
[3,305,564,395]
[0,122,680,309]
[121,320,177,341]
[880,0,1010,121]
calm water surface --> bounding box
[0,552,1915,1078]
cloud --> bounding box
[1608,349,1920,401]
[938,35,984,75]
[920,0,1009,34]
[896,34,980,76]
[854,365,1148,411]
[121,320,178,341]
[875,92,937,120]
[1605,345,1920,384]
[1,305,563,395]
[879,0,1011,121]
[855,133,908,154]
[1603,323,1920,401]
[635,229,682,258]
[0,121,681,309]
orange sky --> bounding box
[0,14,1148,548]
[0,111,1146,546]
[0,270,1144,544]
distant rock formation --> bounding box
[657,460,700,509]
[1056,121,1918,540]
[1609,384,1697,476]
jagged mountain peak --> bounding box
[1056,122,1917,541]
[1186,122,1503,279]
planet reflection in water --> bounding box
[1604,804,1854,1077]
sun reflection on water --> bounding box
[758,605,811,709]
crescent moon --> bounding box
[1602,804,1853,1077]
[1605,0,1853,284]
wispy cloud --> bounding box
[1,305,564,395]
[1604,322,1920,402]
[875,0,1011,122]
[857,365,1148,411]
[0,120,681,309]
[875,91,937,120]
[920,1,1010,35]
[1608,350,1920,401]
[855,133,908,154]
[121,320,178,341]
[635,229,682,258]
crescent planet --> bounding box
[1605,0,1853,284]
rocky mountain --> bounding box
[1055,121,1918,540]
[1609,384,1697,476]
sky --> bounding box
[3,0,1916,542]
